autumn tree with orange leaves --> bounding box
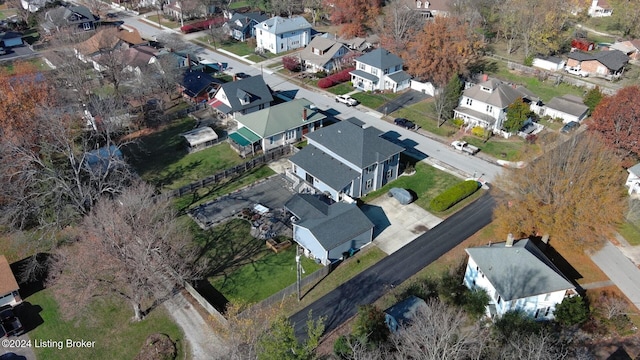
[493,133,627,251]
[589,86,640,165]
[327,0,382,38]
[402,17,483,86]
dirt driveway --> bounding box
[362,195,443,255]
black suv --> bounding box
[0,305,23,337]
[560,121,579,134]
[394,118,416,130]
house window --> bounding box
[285,130,295,140]
[259,104,265,110]
[365,179,373,189]
[386,169,393,178]
[269,136,274,144]
[306,173,314,183]
[544,307,550,316]
[280,43,284,50]
[293,165,297,173]
[486,105,492,113]
[83,22,92,31]
[259,30,262,35]
[466,98,473,106]
[384,68,389,75]
[359,63,365,70]
[534,309,540,318]
[280,34,283,39]
[364,164,376,174]
[371,68,378,75]
[497,296,501,304]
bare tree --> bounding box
[498,329,569,360]
[48,182,208,321]
[79,0,110,16]
[378,0,422,54]
[390,299,489,360]
[208,23,229,49]
[303,0,324,26]
[597,291,629,320]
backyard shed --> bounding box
[532,56,565,71]
[182,127,219,152]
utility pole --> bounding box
[296,245,301,301]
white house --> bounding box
[539,95,589,124]
[254,16,311,54]
[532,56,566,71]
[350,48,411,93]
[453,76,537,132]
[588,0,613,17]
[463,235,577,321]
[0,255,22,308]
[626,163,640,197]
[285,194,374,265]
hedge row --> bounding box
[318,67,355,88]
[430,180,480,212]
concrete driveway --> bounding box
[376,89,431,115]
[362,195,443,255]
[190,175,295,228]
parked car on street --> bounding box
[393,118,416,130]
[451,140,480,155]
[560,121,580,134]
[335,95,359,106]
[234,72,251,79]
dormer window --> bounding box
[481,86,492,92]
[239,95,250,105]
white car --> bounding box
[565,66,589,77]
[335,95,359,106]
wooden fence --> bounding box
[165,145,293,199]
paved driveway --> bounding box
[590,241,640,311]
[362,195,443,255]
[190,175,295,228]
[376,89,431,115]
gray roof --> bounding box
[285,194,374,251]
[216,75,273,113]
[545,95,589,118]
[384,295,427,326]
[568,50,629,71]
[289,144,360,190]
[387,71,411,83]
[299,37,349,68]
[628,163,640,177]
[226,12,269,31]
[466,239,574,301]
[355,48,403,70]
[454,106,496,125]
[350,69,379,82]
[236,98,326,138]
[462,79,533,108]
[255,16,311,35]
[304,120,404,168]
[536,55,564,64]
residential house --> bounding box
[284,194,374,265]
[254,16,312,54]
[463,235,577,320]
[610,40,640,61]
[539,95,589,124]
[228,98,326,156]
[350,48,411,93]
[118,45,160,77]
[412,0,452,18]
[384,295,428,332]
[42,5,98,34]
[0,255,21,308]
[289,120,404,202]
[180,69,223,103]
[164,0,216,22]
[588,0,613,17]
[532,56,566,71]
[626,163,640,197]
[207,75,273,118]
[299,36,350,73]
[566,50,629,79]
[0,31,23,48]
[222,12,269,42]
[74,27,148,69]
[453,75,537,132]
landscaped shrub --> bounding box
[318,67,355,89]
[430,180,479,212]
[315,70,327,78]
[318,78,334,88]
[282,55,300,72]
[451,118,464,127]
[555,296,589,326]
[471,126,486,137]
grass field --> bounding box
[28,290,184,360]
[362,161,461,212]
[462,136,538,161]
[325,82,353,95]
[389,100,459,138]
[125,118,249,190]
[619,221,640,246]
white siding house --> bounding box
[626,163,640,197]
[588,0,613,17]
[350,48,411,93]
[254,16,311,54]
[538,95,589,124]
[463,236,576,321]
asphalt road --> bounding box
[590,242,640,311]
[289,192,495,339]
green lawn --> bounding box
[362,161,461,211]
[389,99,459,137]
[211,245,322,304]
[125,118,249,190]
[350,92,386,109]
[619,221,640,246]
[539,118,564,131]
[325,82,353,95]
[462,136,533,161]
[219,39,255,56]
[28,290,184,360]
[0,8,17,20]
[173,165,276,211]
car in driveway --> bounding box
[335,95,359,106]
[0,306,23,337]
[560,121,579,134]
[393,118,416,130]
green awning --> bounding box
[237,127,261,143]
[229,132,251,147]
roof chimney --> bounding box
[541,234,549,244]
[302,108,307,121]
[187,53,191,70]
[482,73,488,82]
[506,233,514,247]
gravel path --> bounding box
[164,292,226,359]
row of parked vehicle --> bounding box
[0,305,23,338]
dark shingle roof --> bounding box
[304,120,404,168]
[466,239,574,301]
[289,145,360,190]
[355,48,403,70]
[181,70,221,98]
[285,194,374,250]
[217,75,273,112]
[568,50,629,71]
